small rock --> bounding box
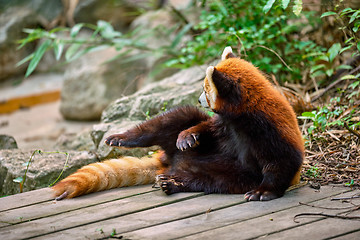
[0,135,18,149]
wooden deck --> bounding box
[0,185,359,239]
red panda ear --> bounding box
[212,67,241,104]
[221,46,236,61]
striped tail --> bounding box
[52,152,164,200]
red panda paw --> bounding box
[105,134,127,147]
[176,130,200,151]
[156,174,183,195]
[244,190,279,201]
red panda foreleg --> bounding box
[176,119,213,151]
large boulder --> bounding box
[0,150,98,196]
[59,47,148,121]
[101,64,206,123]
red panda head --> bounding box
[199,46,272,114]
[199,46,242,113]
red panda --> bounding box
[52,47,304,201]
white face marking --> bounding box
[221,46,233,61]
[205,66,218,109]
[199,91,209,108]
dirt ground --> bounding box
[0,100,97,150]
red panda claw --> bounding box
[55,191,69,201]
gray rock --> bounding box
[60,47,148,121]
[101,64,206,123]
[0,150,98,196]
[0,135,18,149]
[0,7,38,81]
[74,0,142,32]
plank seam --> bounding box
[175,187,354,240]
[20,193,205,239]
[0,189,159,229]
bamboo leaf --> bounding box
[25,39,52,77]
[171,23,192,49]
[53,41,64,60]
[16,53,34,67]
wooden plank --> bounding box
[0,188,53,212]
[181,190,360,239]
[120,186,351,240]
[32,194,245,239]
[332,230,360,240]
[0,190,203,239]
[0,185,156,226]
[263,209,360,240]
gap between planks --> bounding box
[179,189,360,240]
[118,186,355,240]
[33,185,353,240]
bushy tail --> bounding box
[52,152,164,200]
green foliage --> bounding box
[300,96,360,137]
[17,21,151,77]
[263,0,302,16]
[344,179,355,187]
[305,164,319,178]
[310,3,360,80]
[165,0,322,83]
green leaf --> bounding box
[263,0,276,13]
[53,41,64,60]
[349,81,360,89]
[339,45,353,54]
[325,68,334,77]
[70,23,84,38]
[357,42,360,52]
[13,177,23,183]
[281,0,290,9]
[16,53,34,67]
[337,64,353,70]
[171,23,193,49]
[301,111,316,118]
[320,12,337,18]
[310,64,325,73]
[349,11,359,24]
[97,20,121,39]
[25,39,52,77]
[328,43,341,62]
[340,8,355,16]
[65,43,82,61]
[293,0,303,16]
[340,74,356,80]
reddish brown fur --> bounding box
[214,58,304,154]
